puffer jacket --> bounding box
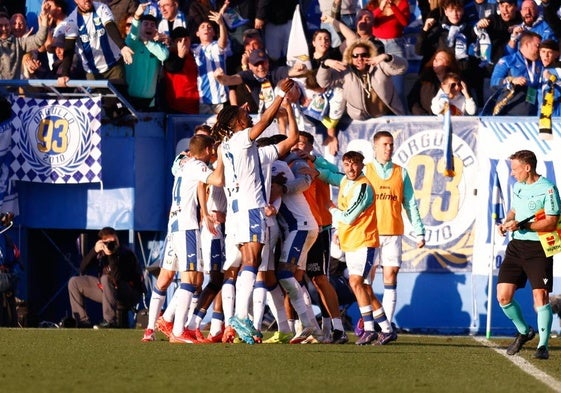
[316,55,408,120]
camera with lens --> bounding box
[104,241,117,252]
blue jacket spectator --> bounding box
[491,31,543,115]
[504,0,557,56]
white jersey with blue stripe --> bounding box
[168,158,212,232]
[272,160,317,232]
[259,145,281,227]
[63,2,121,74]
[192,41,229,104]
[221,128,268,214]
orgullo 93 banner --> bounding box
[337,117,480,273]
[9,95,102,184]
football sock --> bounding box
[382,284,397,325]
[162,286,178,321]
[209,311,224,336]
[360,305,374,331]
[500,300,529,334]
[172,283,196,337]
[266,283,291,334]
[147,286,167,330]
[186,293,199,326]
[373,307,391,333]
[235,266,257,320]
[221,278,235,326]
[300,283,321,332]
[187,308,206,330]
[322,317,332,337]
[537,303,553,348]
[287,319,295,334]
[294,319,303,335]
[252,281,267,331]
[332,318,344,332]
[279,277,312,327]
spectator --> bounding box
[366,0,410,99]
[238,28,263,72]
[192,6,230,115]
[539,39,561,69]
[40,0,69,68]
[118,12,134,38]
[10,13,27,38]
[316,39,407,120]
[225,28,265,109]
[21,50,53,79]
[431,72,477,115]
[320,0,360,30]
[0,0,25,16]
[474,0,497,19]
[221,0,261,75]
[186,0,219,41]
[214,49,307,114]
[407,49,460,115]
[505,0,557,56]
[415,0,484,105]
[304,27,344,155]
[0,8,48,80]
[100,0,138,26]
[49,35,85,80]
[68,227,144,328]
[345,8,385,54]
[490,31,543,116]
[542,0,561,41]
[475,0,522,65]
[161,26,200,114]
[157,0,187,46]
[57,0,134,88]
[258,0,298,66]
[125,4,169,111]
[537,39,561,117]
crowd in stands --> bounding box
[2,0,561,164]
[2,0,561,129]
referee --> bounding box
[497,150,560,360]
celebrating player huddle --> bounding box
[141,77,424,346]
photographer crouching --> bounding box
[68,227,144,328]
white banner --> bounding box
[9,95,102,184]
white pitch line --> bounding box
[472,336,561,393]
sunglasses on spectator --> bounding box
[352,52,369,59]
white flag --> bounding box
[286,4,312,70]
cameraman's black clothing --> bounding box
[80,246,143,293]
[69,246,143,326]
